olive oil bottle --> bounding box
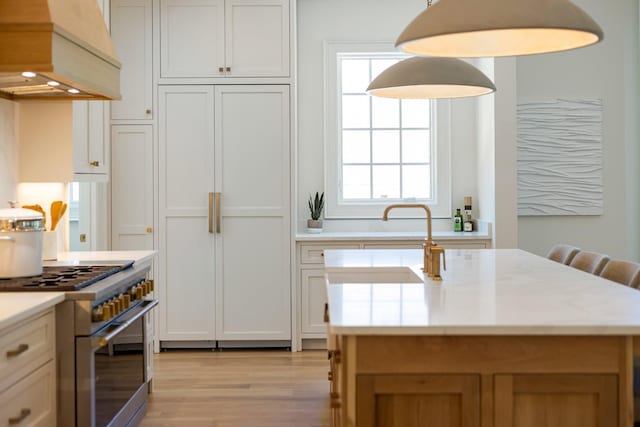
[454,208,463,232]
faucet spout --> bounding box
[381,203,442,279]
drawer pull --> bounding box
[6,343,29,358]
[9,408,31,425]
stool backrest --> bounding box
[546,244,580,265]
[569,251,610,275]
[599,260,640,289]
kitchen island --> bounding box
[324,249,640,427]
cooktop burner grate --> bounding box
[0,264,129,291]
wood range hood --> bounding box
[0,0,121,101]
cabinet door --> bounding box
[494,374,617,427]
[111,0,153,120]
[160,0,225,78]
[73,101,109,178]
[158,86,216,341]
[357,374,480,427]
[225,0,289,77]
[214,85,290,342]
[300,269,327,336]
[111,125,154,250]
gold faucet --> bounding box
[381,204,445,281]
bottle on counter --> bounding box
[463,196,474,232]
[454,208,463,232]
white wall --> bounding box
[0,98,18,205]
[297,0,481,232]
[516,0,640,261]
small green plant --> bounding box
[308,192,325,220]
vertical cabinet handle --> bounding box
[208,192,214,234]
[215,192,221,234]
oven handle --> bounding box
[92,300,158,349]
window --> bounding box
[324,42,451,219]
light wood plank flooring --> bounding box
[140,349,331,427]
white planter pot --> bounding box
[307,219,323,234]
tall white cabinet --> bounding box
[158,85,291,345]
[110,0,293,348]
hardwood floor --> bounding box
[140,349,331,427]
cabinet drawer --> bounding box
[0,361,55,427]
[300,244,360,264]
[362,243,424,250]
[0,311,54,393]
[439,241,488,249]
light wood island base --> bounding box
[330,334,633,427]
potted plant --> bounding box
[307,192,324,233]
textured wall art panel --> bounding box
[517,98,603,216]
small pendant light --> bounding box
[396,0,603,58]
[366,56,496,99]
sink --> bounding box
[326,267,423,284]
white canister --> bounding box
[0,204,44,278]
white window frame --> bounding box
[323,41,452,219]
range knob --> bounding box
[129,286,137,301]
[102,304,112,321]
[92,306,103,322]
[136,286,143,300]
[123,294,131,308]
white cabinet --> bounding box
[111,125,154,250]
[73,101,110,180]
[159,86,216,342]
[160,0,289,78]
[111,0,153,120]
[214,85,290,342]
[158,85,291,346]
[0,310,56,427]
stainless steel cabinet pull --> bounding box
[8,408,31,425]
[6,343,28,358]
[215,192,221,234]
[208,192,214,234]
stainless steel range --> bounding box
[1,260,157,427]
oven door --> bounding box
[76,299,158,427]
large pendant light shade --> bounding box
[396,0,604,58]
[367,57,496,99]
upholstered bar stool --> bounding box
[546,244,580,265]
[599,260,640,289]
[568,251,610,275]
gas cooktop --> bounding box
[0,262,134,292]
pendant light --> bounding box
[396,0,603,58]
[366,56,496,99]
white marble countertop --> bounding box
[0,293,65,331]
[324,248,640,335]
